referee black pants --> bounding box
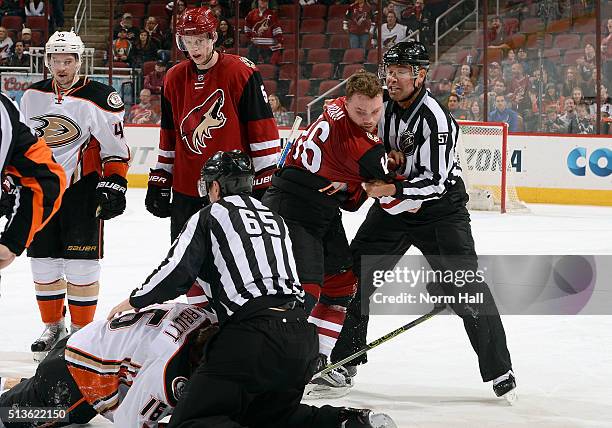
[168,308,342,428]
[333,182,513,382]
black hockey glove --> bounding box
[96,174,128,220]
[0,175,17,218]
[145,169,172,218]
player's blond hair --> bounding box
[346,70,383,99]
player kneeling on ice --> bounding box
[108,150,396,427]
[0,303,217,427]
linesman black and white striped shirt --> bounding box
[378,88,462,214]
[130,194,304,324]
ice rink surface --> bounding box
[1,189,611,427]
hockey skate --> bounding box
[340,408,398,428]
[31,319,68,363]
[303,355,355,400]
[493,370,517,405]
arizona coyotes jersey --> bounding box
[244,8,283,48]
[65,303,216,427]
[284,96,388,210]
[157,54,280,197]
[20,77,131,185]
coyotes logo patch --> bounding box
[31,114,82,147]
[180,89,227,155]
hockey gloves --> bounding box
[145,169,172,218]
[96,174,128,220]
[0,175,17,218]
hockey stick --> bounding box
[316,303,447,377]
[277,115,302,168]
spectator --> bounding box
[466,98,482,121]
[602,18,612,50]
[487,61,504,89]
[576,43,596,82]
[431,77,452,99]
[112,28,131,63]
[542,105,567,133]
[269,93,292,126]
[402,0,432,47]
[590,84,612,117]
[7,40,28,67]
[501,50,516,82]
[487,15,510,50]
[215,19,235,52]
[144,60,167,95]
[516,47,531,75]
[542,83,563,113]
[509,62,529,98]
[49,0,64,29]
[571,87,585,108]
[523,86,541,131]
[509,85,531,117]
[388,0,413,18]
[114,12,140,42]
[20,27,36,50]
[484,79,507,111]
[128,30,158,69]
[24,0,44,17]
[374,10,408,51]
[205,0,226,19]
[343,0,374,49]
[489,95,519,132]
[561,66,582,97]
[568,102,594,134]
[244,0,283,64]
[559,98,577,127]
[166,0,187,18]
[144,16,166,49]
[447,93,468,120]
[0,27,14,65]
[453,64,475,91]
[0,0,23,17]
[127,89,160,125]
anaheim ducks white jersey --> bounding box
[64,303,217,427]
[20,77,130,184]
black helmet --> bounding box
[383,40,430,68]
[198,150,254,197]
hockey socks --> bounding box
[35,279,67,324]
[67,281,99,328]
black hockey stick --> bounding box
[316,303,447,377]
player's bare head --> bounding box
[382,41,429,104]
[187,321,219,372]
[345,71,384,133]
[45,31,85,89]
[176,7,219,69]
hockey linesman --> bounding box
[0,93,65,270]
[145,6,281,307]
[0,303,218,427]
[262,71,392,398]
[17,31,131,361]
[109,151,396,428]
[332,41,516,399]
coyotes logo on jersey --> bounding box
[179,89,227,155]
[31,114,83,147]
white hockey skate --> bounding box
[340,408,398,428]
[31,319,68,363]
[493,370,517,405]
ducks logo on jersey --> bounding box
[179,89,227,155]
[31,114,82,147]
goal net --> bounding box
[457,121,528,213]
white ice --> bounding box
[1,189,611,427]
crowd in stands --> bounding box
[115,0,611,136]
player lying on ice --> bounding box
[0,303,217,428]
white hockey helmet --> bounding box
[44,30,85,69]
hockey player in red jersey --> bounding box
[0,303,218,427]
[145,6,280,243]
[262,71,392,398]
[244,0,283,65]
[18,31,130,362]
